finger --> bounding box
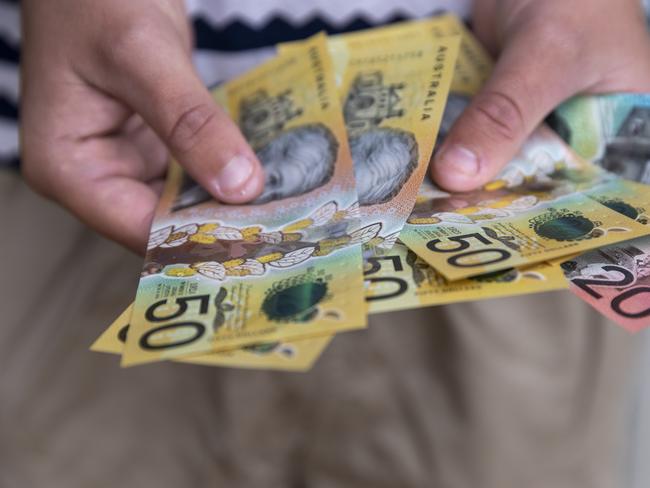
[91,25,264,204]
[122,114,169,182]
[431,25,584,192]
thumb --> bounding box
[97,31,264,204]
[431,28,582,192]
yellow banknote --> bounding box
[401,167,650,281]
[364,241,568,313]
[124,34,368,367]
[547,253,583,266]
[279,25,459,248]
[334,32,459,247]
[419,13,492,95]
[93,306,332,372]
[279,14,489,96]
[585,178,649,226]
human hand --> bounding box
[431,0,650,191]
[20,0,264,253]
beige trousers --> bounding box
[0,170,639,488]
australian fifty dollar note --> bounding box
[333,26,459,249]
[281,20,461,249]
[93,305,333,371]
[122,34,371,367]
[399,141,650,281]
[365,240,568,314]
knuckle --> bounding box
[102,17,160,68]
[551,32,582,62]
[527,19,584,64]
[472,90,526,142]
[534,21,575,44]
[167,102,220,155]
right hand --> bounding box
[20,0,265,254]
[430,0,650,192]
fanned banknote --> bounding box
[282,25,460,248]
[419,13,492,96]
[336,32,459,248]
[365,241,568,314]
[561,238,650,332]
[285,14,491,96]
[552,93,650,183]
[400,153,650,281]
[585,178,649,226]
[123,34,369,366]
[553,94,650,229]
[93,306,332,371]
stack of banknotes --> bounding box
[91,14,650,371]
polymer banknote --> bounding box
[336,32,459,248]
[553,93,650,183]
[123,35,369,366]
[561,238,650,332]
[365,241,568,314]
[421,13,492,96]
[400,159,650,281]
[585,177,649,226]
[93,306,332,371]
[282,25,460,248]
[290,13,491,96]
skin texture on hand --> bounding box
[431,0,650,191]
[20,0,265,254]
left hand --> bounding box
[431,0,650,191]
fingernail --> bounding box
[215,155,255,195]
[237,171,264,200]
[436,145,480,176]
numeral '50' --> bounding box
[426,233,511,268]
[139,295,210,351]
